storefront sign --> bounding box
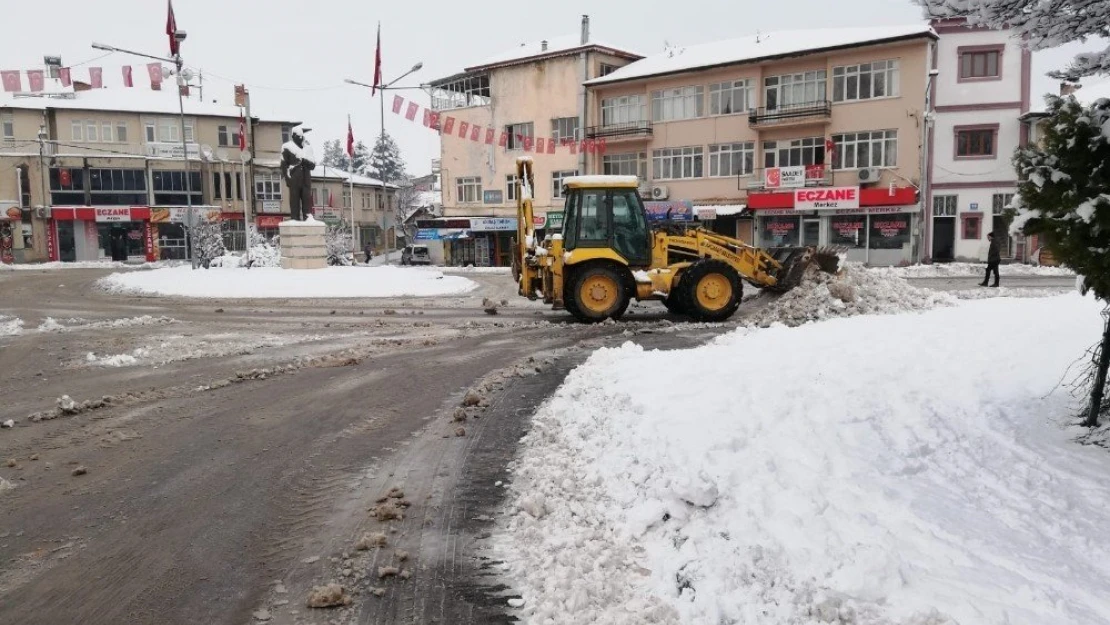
[766,218,797,234]
[47,221,58,261]
[256,215,284,228]
[533,215,546,228]
[794,186,860,211]
[316,206,342,222]
[260,200,282,214]
[95,207,131,222]
[546,211,564,230]
[765,166,807,189]
[469,217,517,231]
[145,222,157,262]
[644,200,692,222]
[145,142,200,159]
[695,207,717,220]
[483,190,504,204]
[151,207,192,223]
[872,218,909,239]
[414,228,441,241]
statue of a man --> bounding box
[281,125,316,221]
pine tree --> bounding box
[325,222,354,266]
[369,132,406,183]
[351,141,372,177]
[912,0,1109,79]
[320,139,352,172]
[191,218,227,268]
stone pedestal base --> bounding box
[279,218,327,270]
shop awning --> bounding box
[442,230,472,240]
[694,204,747,219]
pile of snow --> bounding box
[747,264,955,327]
[33,315,174,333]
[0,315,23,337]
[0,476,14,494]
[0,260,182,271]
[953,286,1073,300]
[445,266,513,274]
[97,266,478,298]
[877,262,1075,278]
[498,294,1110,625]
[86,348,150,367]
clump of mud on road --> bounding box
[746,264,956,328]
[306,583,351,608]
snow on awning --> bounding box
[694,204,747,219]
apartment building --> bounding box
[583,25,937,266]
[0,77,395,263]
[927,18,1030,262]
[426,16,641,266]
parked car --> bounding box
[401,245,432,266]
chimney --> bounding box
[541,40,549,52]
[581,15,590,45]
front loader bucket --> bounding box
[766,246,845,293]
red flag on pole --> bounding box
[147,63,163,88]
[27,70,45,92]
[1,71,21,92]
[371,23,383,95]
[239,111,247,151]
[346,115,355,158]
[122,66,134,88]
[391,95,404,114]
[89,67,103,89]
[404,102,419,121]
[59,67,72,87]
[167,0,180,56]
[825,137,836,164]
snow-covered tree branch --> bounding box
[913,0,1110,80]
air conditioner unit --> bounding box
[34,206,50,219]
[857,168,883,184]
[650,185,669,200]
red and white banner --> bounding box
[442,116,455,135]
[404,101,418,121]
[59,67,72,87]
[392,95,404,114]
[147,63,163,88]
[794,186,860,211]
[122,66,134,88]
[95,207,132,223]
[27,70,44,92]
[1,71,21,92]
[89,67,103,89]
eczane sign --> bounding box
[794,186,860,210]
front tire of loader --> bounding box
[566,263,630,323]
[680,260,743,322]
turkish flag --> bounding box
[60,169,72,186]
[825,137,836,163]
[59,67,72,87]
[89,67,103,89]
[470,125,481,142]
[458,121,469,138]
[240,112,248,151]
[428,111,441,131]
[167,0,180,56]
[122,66,134,88]
[547,138,556,154]
[391,95,404,114]
[404,102,419,121]
[2,71,22,92]
[442,116,455,135]
[371,23,382,95]
[147,63,163,88]
[568,141,577,155]
[346,116,355,157]
[498,131,508,148]
[522,136,534,152]
[536,138,545,153]
[596,138,607,154]
[27,70,45,92]
[422,109,432,128]
[485,128,495,145]
[328,191,335,208]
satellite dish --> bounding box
[201,144,214,161]
[180,68,195,82]
[160,65,173,80]
[215,148,229,162]
[239,151,252,163]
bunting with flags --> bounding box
[122,66,134,88]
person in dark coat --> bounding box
[363,242,374,264]
[980,232,1000,287]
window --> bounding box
[992,193,1015,215]
[152,118,194,143]
[256,173,282,201]
[145,122,156,143]
[71,120,84,142]
[505,122,534,151]
[218,125,231,147]
[222,219,246,252]
[709,80,754,115]
[599,63,619,77]
[652,146,703,180]
[506,175,519,202]
[456,176,482,203]
[101,122,113,143]
[90,168,148,205]
[552,117,579,143]
[342,188,352,209]
[959,49,1001,80]
[869,214,912,250]
[601,95,646,126]
[552,170,579,199]
[1,113,13,141]
[86,121,98,142]
[212,172,223,200]
[651,86,704,122]
[116,122,128,143]
[708,142,755,177]
[764,70,827,109]
[962,215,982,239]
[956,127,997,158]
[832,130,897,169]
[829,215,866,249]
[49,167,86,205]
[833,60,899,102]
[932,195,957,216]
[151,170,202,205]
[602,152,647,179]
[763,137,825,168]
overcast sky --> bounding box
[2,0,1102,176]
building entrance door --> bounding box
[932,217,955,261]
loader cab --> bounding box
[561,182,651,265]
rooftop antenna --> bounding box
[756,30,762,43]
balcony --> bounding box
[748,101,831,128]
[584,120,652,141]
[743,165,832,191]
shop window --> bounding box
[962,215,982,240]
[152,170,202,206]
[760,216,800,247]
[222,219,246,252]
[869,214,911,249]
[829,215,866,249]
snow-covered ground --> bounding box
[97,266,478,298]
[499,293,1110,625]
[0,260,183,271]
[0,314,23,336]
[80,332,329,368]
[876,262,1075,278]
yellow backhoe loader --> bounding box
[512,157,842,323]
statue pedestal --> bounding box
[279,218,327,270]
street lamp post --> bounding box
[93,33,197,268]
[345,61,422,265]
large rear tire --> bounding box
[566,264,630,323]
[679,260,743,322]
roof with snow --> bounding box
[464,35,641,73]
[585,25,937,86]
[0,81,298,124]
[312,165,397,189]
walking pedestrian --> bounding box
[980,232,1000,287]
[363,242,374,265]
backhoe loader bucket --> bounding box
[766,246,845,292]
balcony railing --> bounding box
[743,165,832,191]
[584,120,652,140]
[749,101,832,127]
